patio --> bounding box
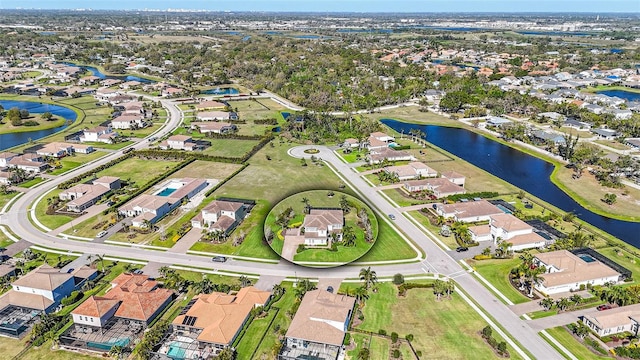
[59,317,144,352]
[279,341,342,360]
[0,305,40,338]
[152,327,219,360]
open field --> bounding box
[34,188,75,230]
[170,160,244,181]
[227,99,286,121]
[343,281,524,360]
[96,157,182,185]
[596,247,640,283]
[347,333,390,359]
[594,139,632,151]
[49,151,107,175]
[0,192,18,209]
[466,257,532,305]
[201,139,261,158]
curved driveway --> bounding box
[2,101,562,359]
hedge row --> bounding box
[398,282,434,296]
[58,153,135,189]
[445,191,499,202]
[135,149,244,164]
[239,135,274,163]
[205,133,265,141]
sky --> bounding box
[0,0,638,13]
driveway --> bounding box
[169,227,202,253]
[281,229,304,263]
[49,203,109,236]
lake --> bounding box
[380,119,640,247]
[0,100,77,151]
[597,90,640,102]
[61,62,155,84]
[200,87,240,96]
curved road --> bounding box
[2,100,562,359]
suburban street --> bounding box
[0,99,564,359]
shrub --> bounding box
[296,244,306,253]
[579,284,586,291]
[473,254,493,260]
[416,351,422,357]
[497,342,508,354]
[343,333,351,346]
[392,273,405,285]
[405,334,414,341]
[481,325,493,339]
[392,349,400,358]
[391,332,399,343]
[378,329,387,336]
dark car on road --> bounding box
[212,256,228,263]
[597,304,613,311]
[456,246,469,252]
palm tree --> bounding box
[526,265,545,298]
[109,345,124,359]
[94,254,106,272]
[272,283,285,298]
[556,297,571,312]
[539,297,554,311]
[294,279,316,300]
[194,276,215,294]
[342,225,357,247]
[239,275,252,288]
[123,263,135,274]
[357,347,370,360]
[359,267,377,290]
[570,294,582,309]
[433,279,446,301]
[353,286,369,307]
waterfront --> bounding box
[0,100,77,150]
[381,118,640,246]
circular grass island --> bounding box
[303,148,320,154]
[265,190,378,268]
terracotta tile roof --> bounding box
[172,286,271,345]
[285,290,355,346]
[74,274,173,323]
[72,296,120,318]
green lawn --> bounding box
[97,157,182,185]
[358,220,417,262]
[18,177,46,188]
[596,247,640,282]
[49,151,107,175]
[201,139,260,158]
[34,188,75,230]
[235,309,278,360]
[344,281,524,360]
[347,333,390,359]
[337,149,367,164]
[252,283,298,359]
[466,257,531,305]
[380,188,421,207]
[0,191,19,210]
[0,116,67,134]
[0,230,14,248]
[407,210,459,249]
[543,326,611,360]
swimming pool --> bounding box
[579,254,596,263]
[167,342,186,359]
[157,188,177,197]
[496,204,513,214]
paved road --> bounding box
[2,101,563,359]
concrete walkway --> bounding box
[168,227,202,253]
[254,275,285,291]
[4,240,32,257]
[511,300,543,316]
[376,184,404,190]
[398,204,432,212]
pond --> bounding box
[380,119,640,247]
[61,62,155,83]
[199,87,239,95]
[0,100,78,150]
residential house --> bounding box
[531,130,566,146]
[486,116,511,127]
[0,152,17,167]
[7,153,49,173]
[120,178,207,227]
[280,290,355,360]
[592,128,618,140]
[59,176,120,212]
[33,142,75,158]
[563,118,592,130]
[195,100,226,111]
[534,250,622,295]
[159,135,200,151]
[191,122,237,135]
[342,138,360,149]
[94,88,120,102]
[0,170,18,185]
[610,109,633,120]
[383,162,437,180]
[191,200,248,234]
[168,287,270,352]
[71,274,173,327]
[0,264,97,314]
[161,87,184,97]
[434,200,504,223]
[195,111,231,121]
[625,138,640,149]
[538,112,565,121]
[111,114,146,130]
[367,148,413,164]
[365,132,395,151]
[403,178,466,198]
[489,213,547,251]
[303,209,344,246]
[582,303,640,337]
[80,126,117,144]
[441,171,466,186]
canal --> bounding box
[381,119,640,247]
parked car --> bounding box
[212,256,228,263]
[96,230,108,238]
[123,148,134,154]
[132,269,143,275]
[388,214,396,220]
[597,304,613,311]
[66,268,75,274]
[456,246,469,252]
